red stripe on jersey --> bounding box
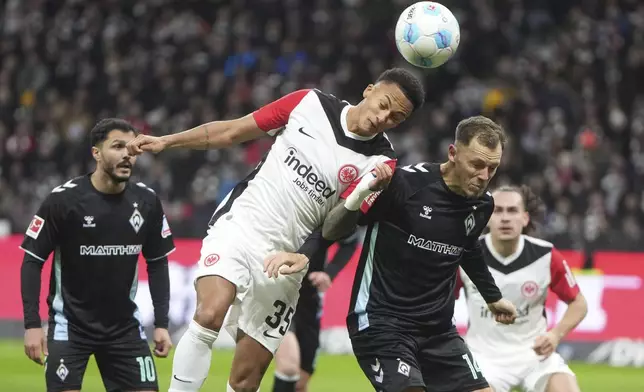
[549,247,580,303]
[252,89,310,132]
[340,160,397,213]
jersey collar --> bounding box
[484,234,525,265]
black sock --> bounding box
[273,372,298,392]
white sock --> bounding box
[275,370,300,382]
[168,320,218,392]
[226,382,260,392]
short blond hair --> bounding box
[455,115,507,149]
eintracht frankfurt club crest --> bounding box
[338,164,359,184]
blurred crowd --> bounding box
[1,0,644,256]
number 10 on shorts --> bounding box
[136,356,156,382]
[462,353,482,379]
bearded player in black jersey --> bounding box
[20,119,175,392]
[266,116,518,392]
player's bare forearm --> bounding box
[162,115,265,150]
[551,293,588,338]
[322,199,361,241]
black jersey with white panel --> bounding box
[20,175,175,341]
[347,163,499,336]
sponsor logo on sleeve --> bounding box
[26,215,45,239]
[161,215,172,238]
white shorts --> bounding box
[194,227,308,354]
[471,349,575,392]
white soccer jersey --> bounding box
[208,89,396,262]
[458,234,580,356]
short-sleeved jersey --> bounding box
[20,175,176,341]
[347,163,494,336]
[208,89,396,261]
[459,234,580,355]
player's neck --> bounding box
[345,106,367,137]
[91,170,127,194]
[439,162,467,197]
[491,236,520,258]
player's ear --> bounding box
[448,144,457,163]
[91,146,101,162]
[363,84,375,99]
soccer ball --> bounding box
[395,2,460,69]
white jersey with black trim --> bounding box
[458,234,580,356]
[208,89,396,262]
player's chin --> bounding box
[465,189,484,199]
[112,169,132,182]
[495,232,518,241]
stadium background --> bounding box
[1,0,644,390]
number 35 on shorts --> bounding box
[263,300,295,339]
[462,353,483,379]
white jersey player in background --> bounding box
[457,185,588,392]
[126,68,425,392]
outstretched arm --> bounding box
[161,115,266,150]
[127,89,310,153]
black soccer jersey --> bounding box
[20,175,175,341]
[347,163,497,335]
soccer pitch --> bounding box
[2,340,643,391]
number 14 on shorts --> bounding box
[462,353,483,379]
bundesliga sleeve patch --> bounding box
[26,215,45,239]
[161,215,172,238]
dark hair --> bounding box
[90,118,138,147]
[495,185,546,235]
[455,115,507,149]
[375,68,425,111]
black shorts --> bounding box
[289,275,322,374]
[45,332,158,392]
[352,327,488,392]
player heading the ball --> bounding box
[127,68,425,392]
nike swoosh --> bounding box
[263,330,279,339]
[298,127,314,139]
[173,375,192,383]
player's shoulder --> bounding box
[477,189,494,211]
[398,161,434,177]
[44,175,89,203]
[522,234,554,250]
[49,175,86,193]
[311,88,350,109]
[130,181,160,201]
[396,161,443,191]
